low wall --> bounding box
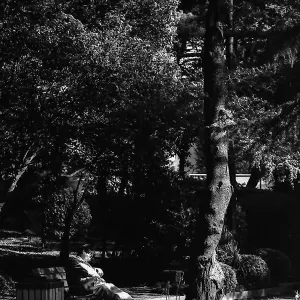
[223,282,300,300]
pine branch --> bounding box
[260,23,300,65]
[189,22,300,40]
[182,53,202,58]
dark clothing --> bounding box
[65,255,102,295]
[65,255,132,300]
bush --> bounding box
[236,254,270,290]
[220,262,237,294]
[0,272,15,297]
[217,240,239,267]
[255,248,291,284]
[217,226,241,268]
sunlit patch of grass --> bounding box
[0,230,62,257]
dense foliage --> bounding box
[219,263,238,294]
[0,1,300,289]
[0,272,14,297]
[236,254,271,290]
[255,248,292,284]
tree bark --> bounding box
[226,0,235,70]
[189,22,300,39]
[60,173,87,262]
[118,162,129,196]
[7,149,39,193]
[187,1,232,300]
[0,148,40,228]
[246,166,261,188]
[60,209,74,262]
[178,150,187,178]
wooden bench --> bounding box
[31,266,96,299]
[29,267,132,300]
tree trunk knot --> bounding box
[209,259,224,290]
[197,256,210,271]
[197,254,225,290]
[211,252,225,290]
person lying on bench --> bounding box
[65,244,132,300]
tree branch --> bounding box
[182,52,202,58]
[190,23,300,39]
[180,57,201,66]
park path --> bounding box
[122,286,185,300]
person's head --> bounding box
[77,244,93,262]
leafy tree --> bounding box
[0,1,92,196]
[2,0,199,259]
[44,188,92,241]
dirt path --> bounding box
[122,287,185,300]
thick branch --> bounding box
[7,148,40,193]
[182,52,202,58]
[191,23,300,39]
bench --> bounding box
[29,266,95,299]
[28,267,132,300]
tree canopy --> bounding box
[1,1,300,298]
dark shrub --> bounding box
[220,262,237,294]
[217,240,239,267]
[255,248,291,284]
[0,272,15,296]
[217,226,241,269]
[236,254,270,290]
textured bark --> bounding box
[60,173,87,262]
[0,149,40,228]
[7,149,39,193]
[60,209,73,262]
[225,0,235,70]
[187,1,232,300]
[178,150,187,178]
[118,163,129,196]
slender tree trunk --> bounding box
[187,1,232,300]
[226,0,237,234]
[7,149,39,193]
[7,169,27,193]
[227,141,237,234]
[96,172,109,259]
[246,166,261,188]
[60,175,87,263]
[60,209,74,262]
[118,162,129,196]
[178,150,187,178]
[226,0,234,70]
[0,149,39,228]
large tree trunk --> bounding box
[187,1,232,300]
